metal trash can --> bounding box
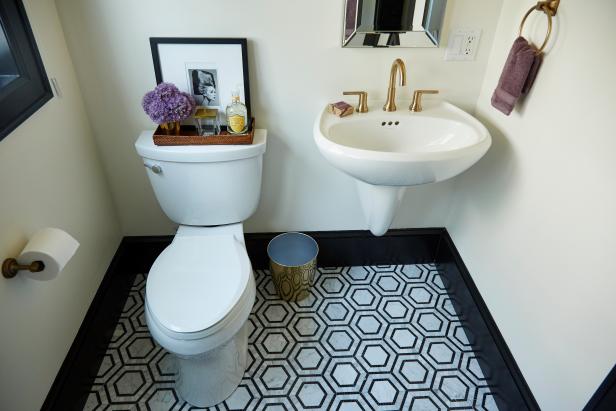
[267,232,318,302]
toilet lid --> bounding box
[146,234,250,334]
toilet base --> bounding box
[176,323,248,407]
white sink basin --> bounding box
[314,101,491,235]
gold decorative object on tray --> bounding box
[159,121,181,135]
[153,118,255,146]
[194,107,218,118]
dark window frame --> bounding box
[0,0,52,142]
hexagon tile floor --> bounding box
[84,265,503,410]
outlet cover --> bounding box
[445,28,482,61]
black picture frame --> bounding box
[0,0,53,142]
[149,37,251,122]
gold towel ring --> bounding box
[519,3,555,53]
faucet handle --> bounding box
[410,90,439,112]
[343,91,369,113]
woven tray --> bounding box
[153,118,255,146]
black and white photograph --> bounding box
[188,68,220,107]
[150,38,251,122]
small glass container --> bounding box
[193,107,219,136]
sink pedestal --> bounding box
[356,181,406,236]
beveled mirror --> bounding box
[343,0,448,48]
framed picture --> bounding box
[149,38,251,124]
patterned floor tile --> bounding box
[85,265,502,410]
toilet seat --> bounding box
[146,233,252,341]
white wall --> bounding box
[23,0,615,408]
[447,1,616,409]
[55,0,503,235]
[0,1,121,409]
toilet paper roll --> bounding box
[18,228,80,281]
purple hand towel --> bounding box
[491,37,537,115]
[522,46,543,94]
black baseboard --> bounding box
[41,238,137,411]
[42,228,542,411]
[436,231,540,411]
[120,228,443,273]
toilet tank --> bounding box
[135,130,267,226]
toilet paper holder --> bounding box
[2,258,45,279]
[2,227,79,280]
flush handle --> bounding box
[144,162,162,174]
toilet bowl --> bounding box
[145,224,255,406]
[135,129,267,406]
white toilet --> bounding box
[134,130,266,407]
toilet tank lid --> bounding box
[135,129,267,162]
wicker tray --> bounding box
[153,118,255,146]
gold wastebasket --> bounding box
[267,232,319,302]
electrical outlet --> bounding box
[445,28,482,61]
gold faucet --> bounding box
[383,59,407,112]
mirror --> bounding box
[343,0,448,48]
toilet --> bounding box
[134,130,266,407]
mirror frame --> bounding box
[342,0,448,48]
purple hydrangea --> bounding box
[142,82,196,124]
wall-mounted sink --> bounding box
[314,101,491,235]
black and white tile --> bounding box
[83,265,504,410]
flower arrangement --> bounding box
[142,82,196,134]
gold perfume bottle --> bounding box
[226,89,248,134]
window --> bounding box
[0,0,52,141]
